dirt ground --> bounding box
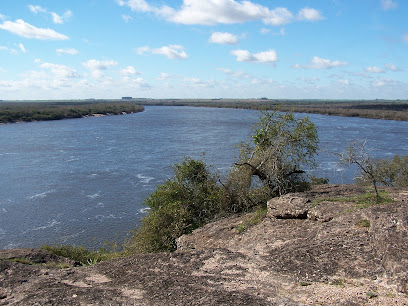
[1,185,408,305]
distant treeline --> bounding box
[134,99,408,121]
[1,99,407,123]
[0,101,144,124]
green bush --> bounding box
[125,158,222,253]
[363,154,408,188]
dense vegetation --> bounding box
[0,101,144,123]
[135,98,408,121]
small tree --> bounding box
[234,110,319,196]
[338,140,379,197]
[359,154,408,188]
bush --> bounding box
[363,154,408,188]
[125,158,222,253]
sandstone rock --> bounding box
[267,194,310,219]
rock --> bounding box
[267,194,310,219]
[2,185,408,305]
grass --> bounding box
[5,257,71,269]
[311,190,394,210]
[236,206,268,234]
[41,245,123,266]
[355,219,371,228]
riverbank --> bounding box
[2,184,408,304]
[136,99,408,121]
[0,101,144,124]
[2,99,408,122]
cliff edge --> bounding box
[1,185,408,305]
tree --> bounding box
[338,140,379,197]
[234,110,319,196]
[370,154,408,188]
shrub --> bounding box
[360,154,408,188]
[125,158,222,253]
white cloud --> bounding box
[231,49,278,64]
[209,32,238,45]
[0,13,7,20]
[122,14,133,22]
[51,10,73,24]
[83,59,118,71]
[297,8,324,21]
[56,48,78,55]
[0,46,18,54]
[117,0,174,18]
[365,66,384,73]
[0,19,69,40]
[83,59,119,79]
[119,0,323,26]
[40,62,79,78]
[262,8,293,26]
[28,5,47,14]
[120,66,141,76]
[339,79,350,86]
[18,43,27,53]
[385,63,401,71]
[260,28,270,34]
[157,72,171,80]
[137,45,188,59]
[218,68,250,78]
[294,56,347,69]
[381,0,398,10]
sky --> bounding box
[0,0,407,100]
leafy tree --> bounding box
[234,110,319,196]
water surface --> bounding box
[1,106,407,249]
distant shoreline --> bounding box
[1,99,407,122]
[0,101,144,124]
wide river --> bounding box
[1,106,407,250]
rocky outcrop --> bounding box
[1,185,408,305]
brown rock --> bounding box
[267,194,310,219]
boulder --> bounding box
[267,194,310,219]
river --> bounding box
[1,106,407,249]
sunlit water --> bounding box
[1,106,407,249]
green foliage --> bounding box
[236,206,268,234]
[310,191,394,210]
[125,158,222,253]
[358,154,408,188]
[41,245,118,266]
[338,140,380,197]
[367,291,378,299]
[355,219,371,228]
[235,109,319,196]
[0,101,144,123]
[310,176,329,185]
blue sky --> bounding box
[0,0,407,100]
